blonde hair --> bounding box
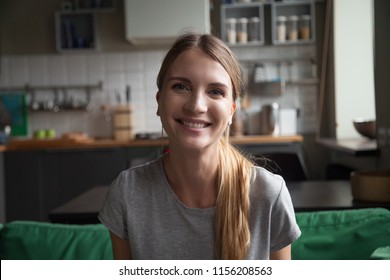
[157,33,254,259]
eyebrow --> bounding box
[168,76,229,89]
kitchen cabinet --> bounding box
[221,2,265,46]
[124,0,210,45]
[271,1,315,45]
[220,0,316,46]
[55,1,116,52]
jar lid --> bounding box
[288,15,299,21]
[237,17,249,23]
[249,17,260,23]
[277,16,287,22]
[226,18,237,23]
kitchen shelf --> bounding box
[55,0,116,52]
[74,0,116,12]
[55,11,98,51]
[0,82,103,113]
[271,0,315,45]
[221,0,317,46]
[221,3,265,46]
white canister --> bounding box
[287,15,299,41]
[225,18,237,44]
[276,16,287,42]
[248,17,260,42]
[237,17,249,43]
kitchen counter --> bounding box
[4,134,303,151]
[318,138,378,156]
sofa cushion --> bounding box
[293,208,390,260]
[0,221,113,260]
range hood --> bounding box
[124,0,210,45]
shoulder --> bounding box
[110,156,164,195]
[249,166,286,206]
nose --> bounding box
[184,90,207,114]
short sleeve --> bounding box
[270,180,301,252]
[98,171,128,240]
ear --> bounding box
[230,101,237,116]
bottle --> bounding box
[225,18,237,44]
[276,16,287,42]
[299,14,311,40]
[287,15,299,41]
[237,18,249,43]
[248,17,260,42]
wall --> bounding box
[333,0,375,139]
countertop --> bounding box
[318,138,378,156]
[2,134,303,151]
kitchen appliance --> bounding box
[260,103,279,135]
[259,104,298,136]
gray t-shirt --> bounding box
[98,155,301,260]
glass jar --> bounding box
[248,17,260,42]
[276,16,287,42]
[299,15,311,40]
[237,18,248,43]
[287,15,299,41]
[225,18,237,44]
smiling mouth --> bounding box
[178,120,211,129]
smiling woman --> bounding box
[98,32,301,260]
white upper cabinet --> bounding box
[124,0,210,45]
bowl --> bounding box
[351,170,390,202]
[353,119,376,139]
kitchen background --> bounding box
[1,0,389,223]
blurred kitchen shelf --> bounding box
[74,0,116,12]
[55,1,116,52]
[0,82,103,113]
[221,0,318,46]
[286,78,319,85]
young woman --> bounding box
[98,32,301,260]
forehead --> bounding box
[167,49,232,86]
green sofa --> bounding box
[1,208,390,260]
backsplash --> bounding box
[0,44,318,139]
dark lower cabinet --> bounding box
[4,151,43,221]
[5,148,128,222]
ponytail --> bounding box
[215,133,254,259]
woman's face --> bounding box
[157,48,236,151]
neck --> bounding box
[163,147,219,208]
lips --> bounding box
[177,119,211,129]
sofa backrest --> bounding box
[1,208,389,260]
[293,207,390,260]
[0,221,113,260]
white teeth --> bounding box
[182,121,206,128]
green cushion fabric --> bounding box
[370,246,390,260]
[0,221,113,260]
[293,208,390,260]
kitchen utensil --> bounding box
[260,103,280,135]
[351,170,390,202]
[353,119,376,139]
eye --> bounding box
[172,83,190,92]
[208,88,225,97]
